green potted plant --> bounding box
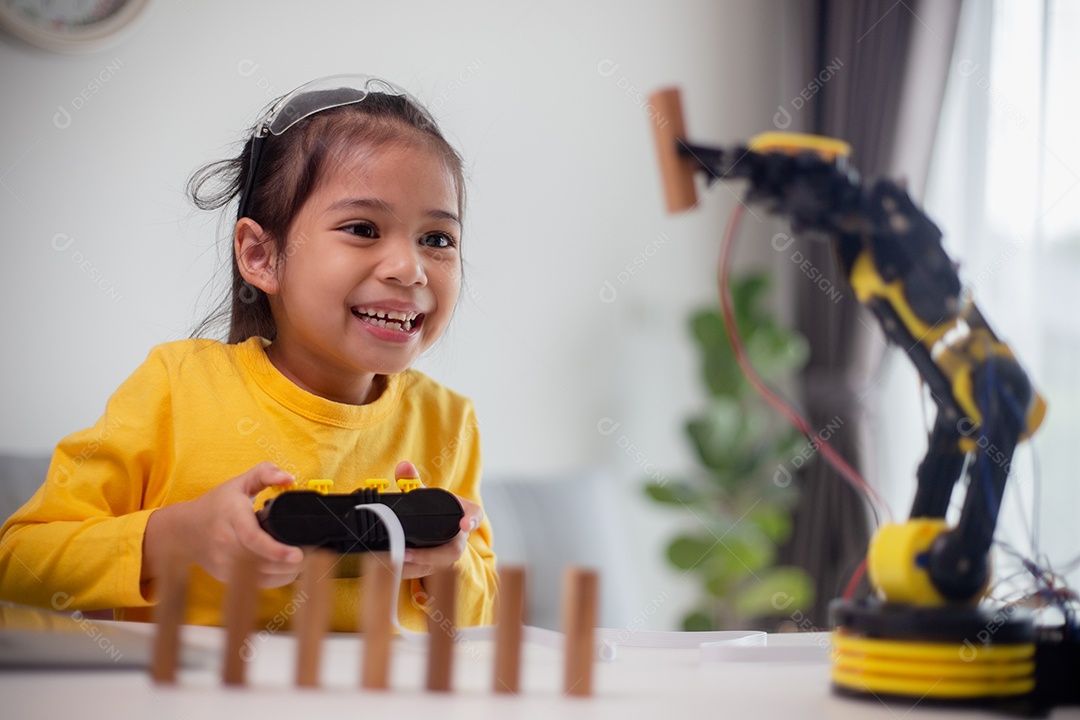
[646,272,814,630]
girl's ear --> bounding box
[234,218,281,295]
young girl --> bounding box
[0,75,497,632]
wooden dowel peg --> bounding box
[425,566,458,692]
[493,565,526,695]
[562,567,598,697]
[361,552,395,690]
[222,549,260,686]
[150,553,189,684]
[294,549,335,688]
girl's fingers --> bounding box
[254,557,307,576]
[237,462,295,499]
[256,568,303,589]
[394,460,420,481]
[458,497,483,533]
[406,532,468,567]
[401,562,434,580]
[235,513,303,564]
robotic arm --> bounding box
[647,88,1062,708]
[650,88,1045,606]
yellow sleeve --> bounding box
[408,402,497,627]
[0,348,173,612]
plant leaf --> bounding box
[731,273,771,333]
[706,525,775,579]
[653,270,819,629]
[746,504,792,543]
[691,309,744,398]
[705,566,741,597]
[745,321,809,382]
[643,480,701,505]
[667,535,715,570]
[702,525,789,598]
[682,611,715,632]
[733,565,815,620]
[685,398,745,473]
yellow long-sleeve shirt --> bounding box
[0,338,496,631]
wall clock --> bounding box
[0,0,150,54]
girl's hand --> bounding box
[393,461,483,580]
[143,462,304,589]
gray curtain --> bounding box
[781,0,962,626]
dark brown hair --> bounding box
[188,92,465,343]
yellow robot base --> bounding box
[830,599,1036,705]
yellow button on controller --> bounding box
[362,478,390,492]
[306,479,334,494]
[396,477,422,493]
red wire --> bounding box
[717,203,891,522]
[843,559,868,601]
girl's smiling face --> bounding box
[236,136,462,405]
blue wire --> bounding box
[979,353,1033,527]
[978,355,999,524]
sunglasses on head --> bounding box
[236,74,433,222]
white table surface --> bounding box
[3,622,1078,720]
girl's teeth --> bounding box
[358,313,413,332]
[354,307,418,327]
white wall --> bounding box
[0,0,805,629]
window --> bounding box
[918,0,1080,599]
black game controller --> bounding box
[256,487,464,553]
